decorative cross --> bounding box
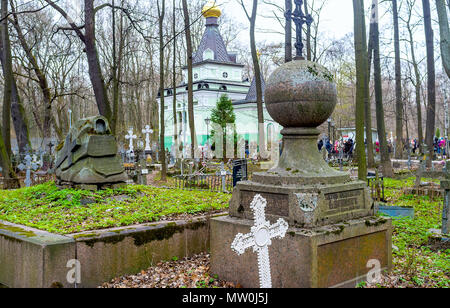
[142,125,153,152]
[231,195,289,288]
[125,128,137,153]
[18,154,39,187]
[290,0,313,60]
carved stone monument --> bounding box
[210,1,391,288]
[55,116,128,190]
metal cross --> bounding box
[125,128,137,153]
[231,195,289,288]
[289,0,313,60]
[142,125,153,152]
[18,154,39,187]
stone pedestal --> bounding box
[211,215,391,288]
[210,59,392,288]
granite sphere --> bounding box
[265,60,337,128]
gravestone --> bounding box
[440,160,450,235]
[18,154,39,187]
[232,159,248,187]
[55,116,128,190]
[210,3,391,287]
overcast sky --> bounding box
[222,0,372,44]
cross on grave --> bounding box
[290,0,313,60]
[125,128,137,153]
[18,154,39,187]
[142,125,153,152]
[216,162,230,192]
[231,194,289,288]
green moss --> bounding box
[0,181,230,235]
[81,220,207,248]
[0,223,36,238]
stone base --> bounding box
[56,180,126,191]
[230,180,373,228]
[210,215,392,288]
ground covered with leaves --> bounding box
[0,182,230,234]
[363,177,449,288]
[100,253,235,288]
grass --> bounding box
[374,177,450,288]
[0,182,231,235]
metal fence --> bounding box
[367,176,385,202]
[174,174,233,193]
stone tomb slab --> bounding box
[210,215,392,288]
[230,180,373,228]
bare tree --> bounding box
[239,0,265,159]
[436,0,450,78]
[353,0,367,180]
[370,0,393,177]
[182,0,196,159]
[423,0,436,168]
[392,0,404,159]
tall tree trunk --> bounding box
[241,0,265,159]
[364,3,375,169]
[0,0,19,187]
[353,0,368,180]
[371,0,393,177]
[436,0,450,78]
[10,2,51,142]
[406,1,424,149]
[285,0,292,63]
[182,0,196,159]
[393,0,404,159]
[423,0,436,168]
[158,0,167,181]
[84,0,113,124]
[304,0,312,61]
[172,0,178,158]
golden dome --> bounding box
[202,0,221,18]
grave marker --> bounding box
[231,195,288,288]
[18,154,39,187]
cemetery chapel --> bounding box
[157,0,280,153]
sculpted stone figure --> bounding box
[55,116,128,190]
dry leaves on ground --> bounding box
[100,252,235,288]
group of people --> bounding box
[318,137,354,158]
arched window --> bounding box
[219,85,227,91]
[203,48,214,60]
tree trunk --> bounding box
[248,0,265,159]
[158,0,167,181]
[353,0,368,180]
[371,0,393,177]
[182,0,196,159]
[172,0,178,158]
[285,0,292,63]
[436,0,450,78]
[423,0,436,168]
[364,3,375,169]
[406,3,424,149]
[84,0,113,124]
[10,3,52,143]
[304,0,312,61]
[0,0,19,187]
[393,0,403,159]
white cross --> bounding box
[18,154,39,187]
[231,194,289,288]
[125,128,137,153]
[142,125,153,152]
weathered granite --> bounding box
[0,221,75,288]
[210,57,392,288]
[55,116,128,190]
[211,215,392,288]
